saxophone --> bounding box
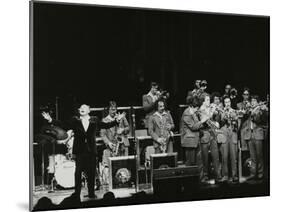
[159,116,172,153]
[111,113,126,157]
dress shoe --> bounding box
[232,177,239,183]
[84,193,97,199]
[247,174,256,181]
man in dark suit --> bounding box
[67,104,122,199]
[142,82,159,129]
[180,96,208,182]
[148,99,175,153]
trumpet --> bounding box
[230,88,238,97]
[156,89,170,100]
[237,101,268,117]
[222,107,239,130]
[196,107,220,137]
[210,103,224,114]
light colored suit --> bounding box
[180,108,203,148]
[148,111,174,153]
[242,111,267,177]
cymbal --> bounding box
[34,133,57,145]
[40,125,68,140]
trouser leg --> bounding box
[195,144,204,181]
[124,146,129,156]
[102,149,112,167]
[74,155,83,195]
[167,140,173,153]
[229,141,238,179]
[220,142,229,178]
[255,139,264,178]
[210,138,221,179]
[248,138,257,176]
[184,147,196,166]
[86,155,96,196]
[200,143,209,178]
[154,146,162,154]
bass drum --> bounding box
[55,160,75,188]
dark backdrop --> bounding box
[33,2,269,121]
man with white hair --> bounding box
[67,104,124,199]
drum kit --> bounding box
[34,124,107,192]
[34,124,76,191]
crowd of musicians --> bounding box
[36,79,269,200]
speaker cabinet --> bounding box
[109,156,137,190]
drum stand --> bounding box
[48,142,56,193]
[35,143,47,192]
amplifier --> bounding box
[153,165,199,180]
[109,156,137,190]
[150,153,177,170]
[151,165,200,197]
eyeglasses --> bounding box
[243,93,249,96]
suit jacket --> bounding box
[67,116,117,155]
[100,115,130,147]
[241,113,266,141]
[237,101,250,111]
[142,93,157,128]
[180,108,203,148]
[148,111,175,148]
[218,126,238,144]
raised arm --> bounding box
[97,117,118,129]
[143,95,155,113]
[183,113,203,131]
[122,117,130,135]
[167,111,175,131]
[100,128,111,146]
[148,116,159,142]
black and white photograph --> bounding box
[30,0,269,211]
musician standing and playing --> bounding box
[101,101,130,172]
[198,93,221,182]
[222,84,232,99]
[187,80,201,97]
[66,104,122,199]
[180,96,209,183]
[148,98,175,153]
[237,87,251,150]
[220,97,239,183]
[241,95,268,180]
[143,82,160,129]
[237,87,251,111]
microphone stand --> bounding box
[49,97,59,193]
[131,107,139,193]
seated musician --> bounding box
[36,107,70,185]
[100,101,130,177]
[148,98,175,154]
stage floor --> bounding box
[32,176,267,208]
[32,184,153,207]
